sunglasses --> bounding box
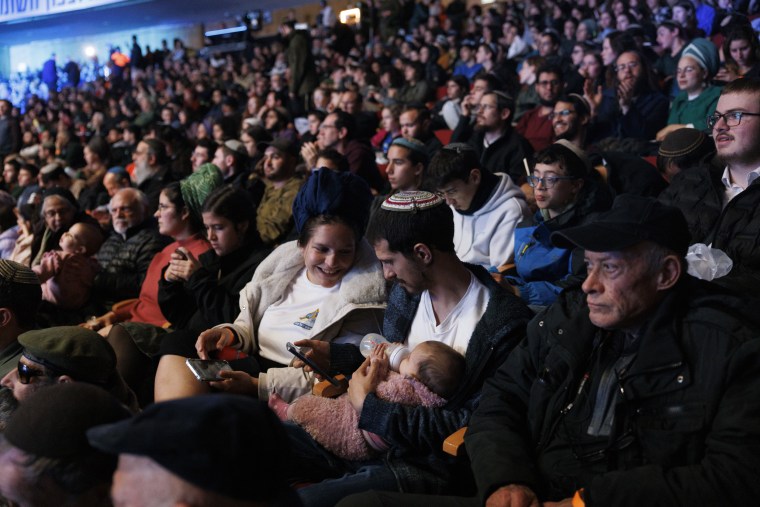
[17,361,49,385]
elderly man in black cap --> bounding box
[0,383,130,507]
[87,394,300,506]
[342,195,760,507]
[0,326,138,412]
[463,195,760,507]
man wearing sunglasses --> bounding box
[660,77,760,296]
[0,326,139,412]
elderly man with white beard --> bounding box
[92,188,169,309]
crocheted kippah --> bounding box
[0,260,39,285]
[381,190,444,212]
[180,163,223,224]
[658,128,711,158]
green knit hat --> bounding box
[180,164,223,223]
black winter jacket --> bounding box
[157,240,271,330]
[93,221,170,307]
[659,162,760,294]
[466,277,760,506]
[451,117,534,185]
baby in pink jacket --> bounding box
[33,222,103,310]
[269,340,466,460]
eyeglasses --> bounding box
[157,203,175,212]
[319,123,337,130]
[537,79,561,87]
[548,109,575,120]
[528,175,579,189]
[706,111,760,129]
[17,361,48,385]
[614,61,639,72]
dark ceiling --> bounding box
[0,0,307,46]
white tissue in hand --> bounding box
[686,243,733,281]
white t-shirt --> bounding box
[257,269,341,365]
[407,272,491,356]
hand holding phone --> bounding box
[286,342,340,386]
[185,358,232,381]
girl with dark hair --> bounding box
[157,184,271,331]
[155,169,386,403]
[715,23,760,82]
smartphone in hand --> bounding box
[185,358,232,382]
[286,342,341,387]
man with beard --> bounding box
[281,191,531,506]
[256,139,304,245]
[93,188,168,308]
[399,106,443,161]
[516,64,564,152]
[552,94,668,198]
[589,50,669,143]
[450,91,533,188]
[660,77,760,296]
[132,138,175,214]
[211,139,250,188]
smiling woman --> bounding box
[155,169,388,403]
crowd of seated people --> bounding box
[1,0,760,505]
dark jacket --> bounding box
[590,151,668,198]
[331,264,533,491]
[466,278,760,506]
[592,88,669,142]
[157,240,271,330]
[137,166,175,214]
[93,220,170,308]
[659,162,760,295]
[286,29,318,98]
[451,117,534,185]
[342,139,385,192]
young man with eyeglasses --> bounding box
[426,143,530,270]
[516,64,565,152]
[660,77,760,296]
[590,50,669,142]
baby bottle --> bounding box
[359,333,410,372]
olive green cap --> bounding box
[18,326,116,385]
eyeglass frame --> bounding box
[706,111,760,130]
[527,175,581,189]
[548,109,575,120]
[614,61,640,73]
